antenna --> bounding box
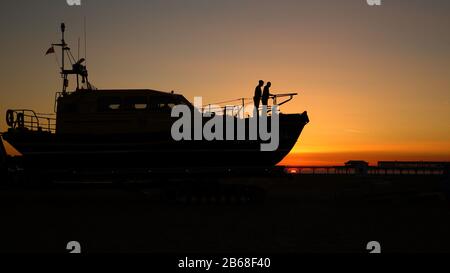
[60,22,68,94]
[84,16,87,65]
[61,23,65,72]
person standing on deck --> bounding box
[253,80,264,110]
[262,81,272,106]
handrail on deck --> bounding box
[201,92,298,116]
[6,109,56,133]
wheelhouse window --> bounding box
[124,96,148,110]
[134,103,148,110]
[108,104,121,110]
[98,97,122,111]
[149,97,180,112]
[96,95,187,113]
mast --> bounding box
[52,23,91,94]
[61,23,68,94]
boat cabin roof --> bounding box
[56,89,193,114]
[59,89,191,104]
[62,88,186,98]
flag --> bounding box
[45,46,55,55]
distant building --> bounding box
[345,160,369,175]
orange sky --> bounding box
[0,0,449,166]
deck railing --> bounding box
[201,93,297,116]
[6,109,56,133]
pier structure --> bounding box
[285,161,449,176]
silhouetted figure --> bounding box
[262,82,272,106]
[253,80,264,110]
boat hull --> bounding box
[2,112,309,171]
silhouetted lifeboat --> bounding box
[1,24,309,173]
